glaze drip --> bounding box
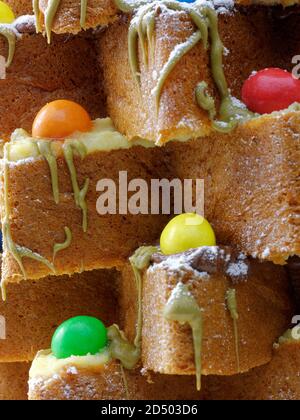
[120,364,130,399]
[32,0,42,33]
[63,141,89,233]
[226,288,240,371]
[129,246,158,349]
[0,25,16,67]
[53,227,72,262]
[278,327,300,345]
[44,0,61,43]
[107,324,140,369]
[80,0,88,28]
[107,246,157,369]
[153,30,202,111]
[37,141,59,204]
[164,282,203,391]
[195,81,216,120]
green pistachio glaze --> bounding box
[32,0,42,33]
[106,246,157,370]
[53,226,72,262]
[195,81,216,120]
[122,0,254,132]
[44,0,61,43]
[129,246,158,349]
[107,324,141,369]
[278,327,300,346]
[37,141,60,204]
[63,141,89,233]
[39,0,88,43]
[226,288,240,372]
[80,0,88,28]
[164,282,203,391]
[153,30,202,111]
[0,25,16,67]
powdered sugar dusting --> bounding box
[150,246,249,283]
[226,260,248,280]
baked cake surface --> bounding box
[0,0,300,401]
[0,361,30,400]
[203,331,300,400]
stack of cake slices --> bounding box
[0,0,299,400]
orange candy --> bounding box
[32,100,92,139]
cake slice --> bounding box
[28,307,204,401]
[0,267,119,361]
[140,246,293,387]
[97,2,277,144]
[0,16,105,140]
[28,351,206,400]
[0,117,170,286]
[28,354,127,400]
[168,109,300,264]
[0,362,30,400]
[203,328,300,400]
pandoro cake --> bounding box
[0,0,300,401]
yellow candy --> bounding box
[160,213,216,255]
[0,1,15,24]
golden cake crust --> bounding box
[203,340,300,400]
[0,362,30,400]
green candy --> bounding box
[51,316,107,359]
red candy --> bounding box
[241,68,300,114]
